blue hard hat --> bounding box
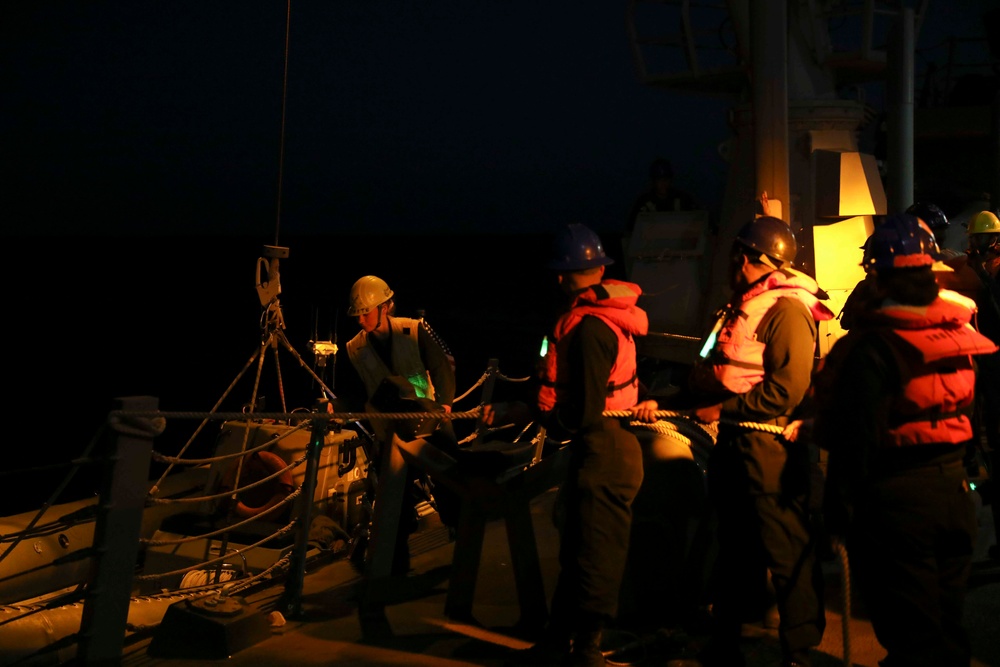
[863,213,939,272]
[905,201,949,231]
[546,223,615,271]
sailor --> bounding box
[810,213,997,667]
[334,274,460,574]
[906,201,958,258]
[688,215,833,667]
[626,157,700,234]
[947,210,1000,555]
[489,222,648,667]
[841,207,977,331]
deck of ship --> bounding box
[118,484,1000,667]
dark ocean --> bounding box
[6,231,632,516]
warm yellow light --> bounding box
[814,150,887,217]
[812,215,874,356]
[839,153,875,214]
[813,216,871,289]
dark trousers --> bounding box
[707,444,826,661]
[619,433,712,629]
[549,419,644,630]
[849,463,978,667]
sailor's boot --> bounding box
[503,630,571,667]
[563,629,605,667]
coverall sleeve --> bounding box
[418,322,456,407]
[554,315,617,434]
[816,333,894,533]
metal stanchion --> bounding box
[277,406,329,618]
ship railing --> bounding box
[0,356,538,664]
[81,401,486,664]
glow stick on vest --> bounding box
[539,336,549,357]
[699,315,725,359]
[408,373,431,399]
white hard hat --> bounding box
[348,275,394,316]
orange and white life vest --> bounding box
[537,280,649,414]
[700,268,835,395]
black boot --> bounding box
[783,647,812,667]
[504,631,571,667]
[696,642,746,667]
[563,629,605,667]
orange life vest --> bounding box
[878,299,996,446]
[819,296,997,447]
[699,268,835,395]
[537,280,649,414]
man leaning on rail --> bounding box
[329,274,461,576]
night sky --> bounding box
[4,2,735,238]
[5,2,995,238]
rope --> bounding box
[151,344,263,491]
[272,0,291,240]
[110,408,483,422]
[142,488,303,546]
[603,409,784,435]
[152,438,275,466]
[146,451,306,505]
[150,422,310,467]
[447,365,531,404]
[133,519,298,581]
[108,413,166,438]
[221,553,293,598]
[0,425,107,566]
[457,422,521,445]
[453,371,489,403]
[0,584,226,616]
[496,372,531,382]
[119,407,782,434]
[833,539,852,667]
[0,508,98,542]
[627,417,716,444]
[93,399,780,581]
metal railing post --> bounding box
[278,409,328,618]
[77,396,159,666]
[473,358,499,445]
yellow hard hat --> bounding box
[967,210,1000,235]
[347,275,394,316]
